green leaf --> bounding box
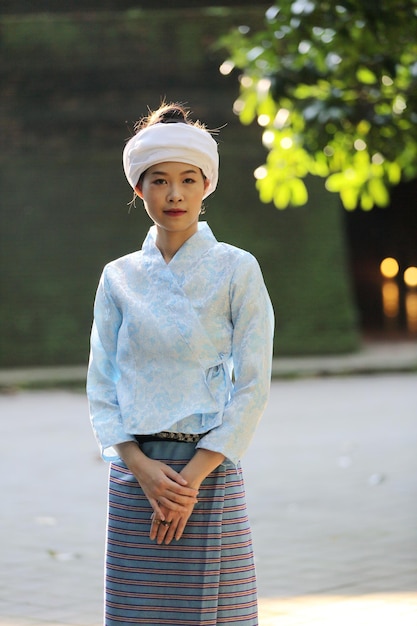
[239,90,258,125]
[257,175,275,203]
[325,172,344,192]
[360,190,374,210]
[340,186,359,210]
[356,66,377,85]
[273,182,291,209]
[387,161,401,184]
[368,178,390,207]
[257,93,277,120]
[289,178,308,205]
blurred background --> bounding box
[1,0,416,369]
[0,5,416,625]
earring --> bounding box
[127,192,137,213]
[200,201,206,215]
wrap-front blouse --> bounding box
[87,222,274,465]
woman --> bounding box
[87,102,274,625]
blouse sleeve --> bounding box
[86,268,136,460]
[196,253,274,465]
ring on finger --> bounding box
[160,520,172,527]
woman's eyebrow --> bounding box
[149,168,199,176]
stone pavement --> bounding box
[0,344,416,625]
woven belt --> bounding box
[135,431,204,445]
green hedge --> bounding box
[0,9,359,366]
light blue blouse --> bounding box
[87,222,274,465]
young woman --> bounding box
[87,102,274,625]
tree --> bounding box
[220,0,417,210]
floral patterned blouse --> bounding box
[87,222,274,465]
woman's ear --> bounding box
[135,184,144,199]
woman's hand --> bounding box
[114,443,225,545]
[135,456,199,522]
[114,441,198,522]
[150,448,226,545]
[150,500,196,545]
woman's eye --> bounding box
[184,178,196,184]
[153,179,166,185]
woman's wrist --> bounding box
[181,448,225,489]
[114,440,148,473]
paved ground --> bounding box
[0,360,416,624]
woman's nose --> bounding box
[168,185,183,202]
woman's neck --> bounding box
[155,226,197,263]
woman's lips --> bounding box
[164,209,187,216]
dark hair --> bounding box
[133,101,206,133]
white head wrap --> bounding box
[122,122,219,199]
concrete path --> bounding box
[0,373,416,625]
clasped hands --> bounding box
[135,457,199,545]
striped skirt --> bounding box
[105,440,258,625]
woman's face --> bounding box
[136,161,209,240]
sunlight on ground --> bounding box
[0,593,416,626]
[259,593,417,625]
